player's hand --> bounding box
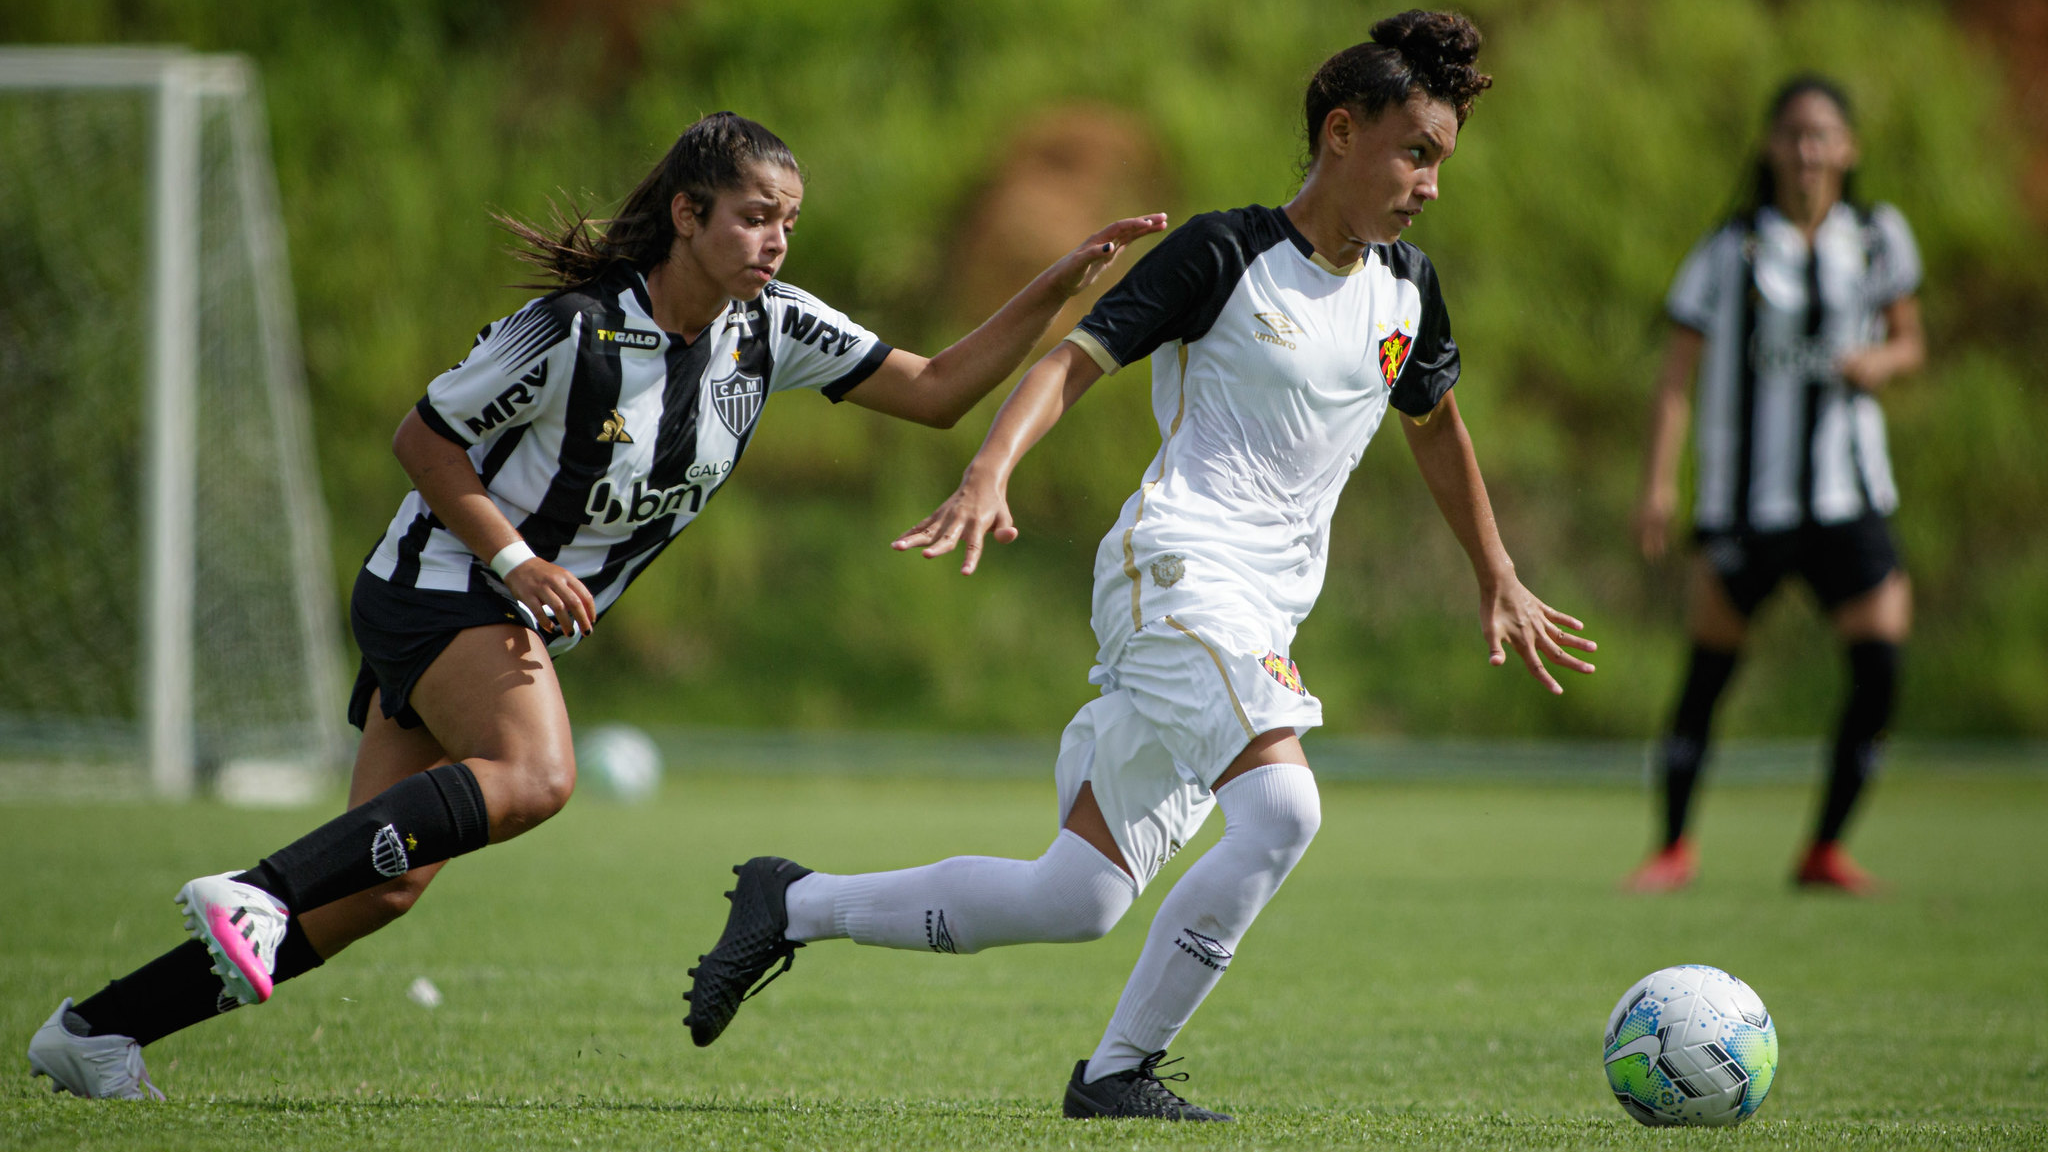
[1045,214,1170,298]
[1480,574,1597,695]
[504,557,597,638]
[892,473,1016,575]
[1633,485,1678,562]
[1837,347,1891,393]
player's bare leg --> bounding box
[1626,559,1748,893]
[1797,572,1911,894]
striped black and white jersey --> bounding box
[1064,205,1460,664]
[365,269,890,635]
[1667,202,1921,533]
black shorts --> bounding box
[348,569,539,731]
[1697,514,1900,618]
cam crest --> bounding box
[1261,651,1307,696]
[1377,328,1413,388]
[710,369,766,436]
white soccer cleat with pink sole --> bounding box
[175,872,288,1006]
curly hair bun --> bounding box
[1303,8,1492,153]
[1371,9,1484,77]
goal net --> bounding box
[0,48,344,801]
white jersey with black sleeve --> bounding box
[1063,204,1460,667]
[365,269,889,628]
[1667,202,1920,533]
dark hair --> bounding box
[1303,10,1492,161]
[1743,73,1858,219]
[499,111,802,289]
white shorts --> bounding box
[1054,613,1322,891]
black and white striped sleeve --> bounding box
[761,283,892,401]
[1865,203,1922,307]
[415,299,578,447]
[1666,226,1735,335]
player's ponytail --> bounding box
[1303,10,1493,162]
[499,111,803,290]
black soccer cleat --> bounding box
[682,856,812,1048]
[1062,1050,1233,1121]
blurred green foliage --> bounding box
[7,0,2045,737]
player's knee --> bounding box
[1238,773,1321,868]
[493,747,578,829]
[1050,886,1131,943]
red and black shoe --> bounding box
[1621,840,1697,893]
[1795,842,1882,895]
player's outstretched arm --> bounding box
[1399,393,1596,694]
[842,214,1166,429]
[392,409,596,637]
[892,340,1106,574]
[1634,324,1703,562]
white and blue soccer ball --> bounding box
[574,723,664,803]
[1603,964,1779,1127]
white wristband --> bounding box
[488,540,537,579]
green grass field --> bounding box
[4,764,2045,1150]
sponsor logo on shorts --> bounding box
[925,909,958,954]
[1176,928,1232,971]
[1261,651,1307,696]
[1378,326,1413,387]
[370,823,411,878]
[1149,554,1185,587]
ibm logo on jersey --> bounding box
[463,361,548,437]
[585,463,732,527]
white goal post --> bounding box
[0,47,344,800]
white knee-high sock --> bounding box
[1084,763,1320,1082]
[783,829,1136,954]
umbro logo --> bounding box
[925,909,958,954]
[1253,311,1301,350]
[1176,928,1232,971]
[597,408,633,443]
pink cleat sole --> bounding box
[205,904,275,1002]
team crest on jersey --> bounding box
[1149,554,1186,587]
[1378,328,1413,387]
[1260,651,1307,696]
[710,369,766,436]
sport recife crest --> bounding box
[1377,328,1412,388]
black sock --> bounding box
[1660,646,1740,846]
[1817,641,1897,845]
[72,918,327,1046]
[237,762,489,914]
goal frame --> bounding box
[0,47,343,798]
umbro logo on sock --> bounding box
[371,824,411,878]
[1176,929,1232,971]
[925,909,958,954]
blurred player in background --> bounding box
[1626,76,1925,895]
[27,111,1164,1100]
[682,11,1595,1121]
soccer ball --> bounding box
[574,723,664,803]
[1602,965,1778,1126]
